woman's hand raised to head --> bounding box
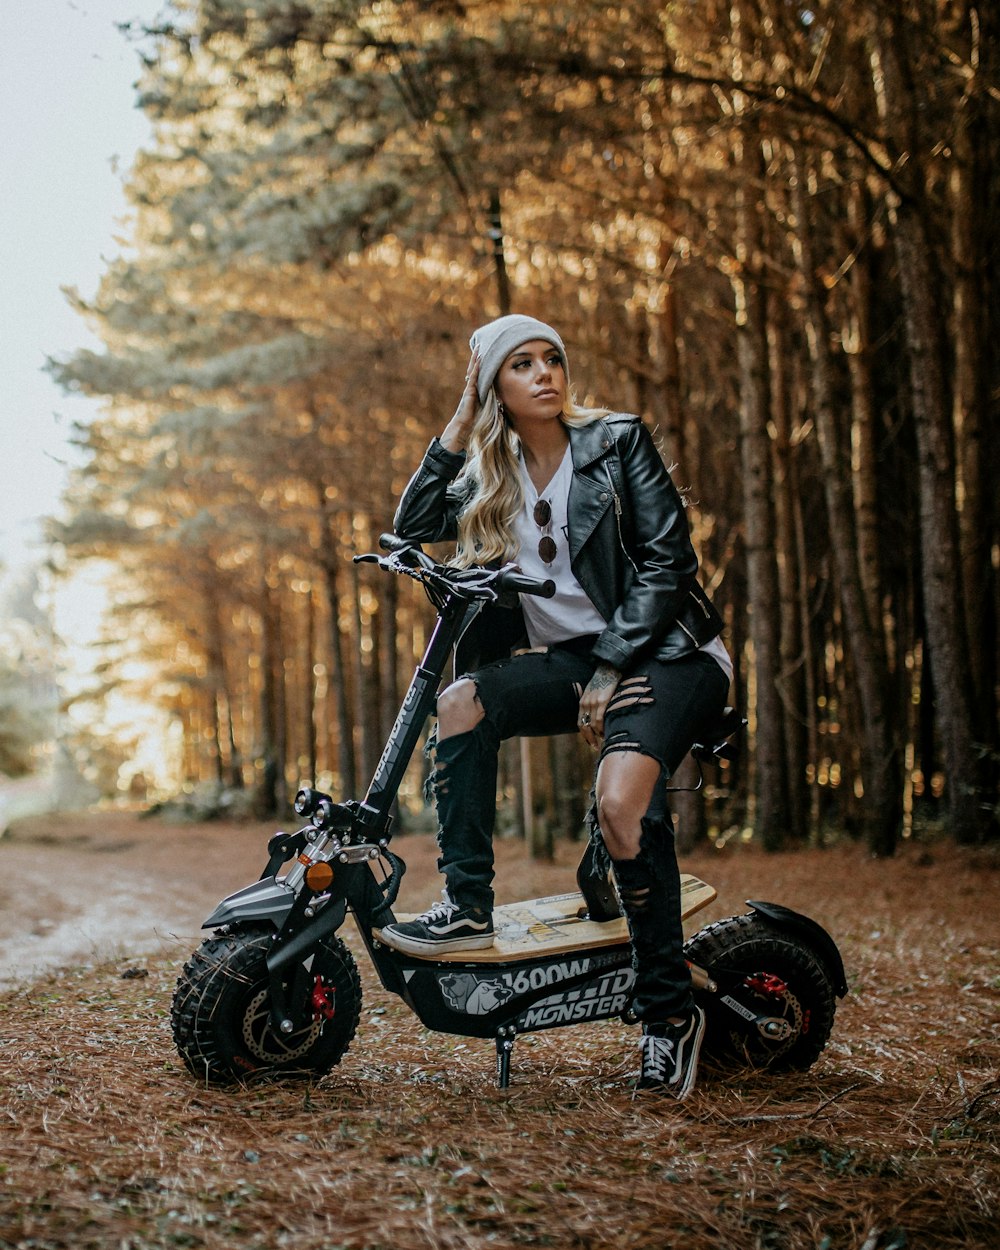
[440,351,481,453]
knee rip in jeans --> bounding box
[423,693,492,802]
[599,731,662,768]
[606,676,654,716]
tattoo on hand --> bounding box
[588,664,621,692]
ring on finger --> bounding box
[581,713,591,726]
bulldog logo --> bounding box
[439,972,514,1016]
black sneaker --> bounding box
[635,1005,706,1100]
[379,894,495,955]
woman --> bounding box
[379,314,732,1097]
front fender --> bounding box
[746,900,849,998]
[203,876,295,929]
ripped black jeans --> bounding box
[429,640,729,1021]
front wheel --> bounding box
[171,926,362,1084]
[685,912,837,1072]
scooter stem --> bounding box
[357,592,470,834]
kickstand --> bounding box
[495,1027,516,1089]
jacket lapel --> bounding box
[567,420,615,563]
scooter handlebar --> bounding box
[377,532,435,570]
[497,569,556,599]
[374,535,554,599]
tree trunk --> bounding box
[732,137,789,849]
[869,23,983,842]
[648,271,686,470]
[552,734,586,841]
[379,566,403,829]
[304,582,318,784]
[203,593,228,788]
[950,26,997,751]
[767,310,809,841]
[791,150,900,855]
[272,581,289,814]
[793,464,822,839]
[843,181,884,642]
[254,577,282,818]
[319,507,358,798]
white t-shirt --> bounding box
[513,446,606,645]
[512,445,733,683]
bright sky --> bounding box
[0,0,165,574]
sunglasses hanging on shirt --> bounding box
[533,499,557,564]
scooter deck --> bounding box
[375,873,717,964]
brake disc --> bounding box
[242,989,323,1062]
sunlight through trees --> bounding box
[47,0,999,850]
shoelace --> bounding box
[639,1033,675,1082]
[416,898,458,925]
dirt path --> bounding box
[5,806,999,1000]
[0,810,279,985]
[0,809,585,986]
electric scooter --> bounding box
[171,536,847,1088]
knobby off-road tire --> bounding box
[171,925,362,1084]
[685,912,837,1072]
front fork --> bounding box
[263,849,407,1037]
[265,885,347,1036]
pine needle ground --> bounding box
[1,814,997,1249]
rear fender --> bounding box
[746,900,849,998]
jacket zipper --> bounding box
[604,462,639,574]
[678,618,699,644]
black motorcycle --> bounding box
[171,536,847,1088]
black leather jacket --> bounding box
[394,413,724,675]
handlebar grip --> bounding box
[377,533,435,571]
[497,570,556,599]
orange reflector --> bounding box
[304,861,335,892]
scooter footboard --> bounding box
[370,876,719,1042]
[373,875,716,965]
[397,944,635,1040]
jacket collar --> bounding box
[567,417,615,470]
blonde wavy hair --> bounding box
[453,392,610,568]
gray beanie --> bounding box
[469,314,569,404]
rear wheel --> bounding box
[171,926,362,1084]
[685,912,836,1072]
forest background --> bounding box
[19,0,999,858]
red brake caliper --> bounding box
[742,970,807,1038]
[311,975,336,1021]
[744,972,788,999]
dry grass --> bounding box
[1,818,998,1249]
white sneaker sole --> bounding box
[378,928,495,955]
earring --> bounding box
[497,399,506,420]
